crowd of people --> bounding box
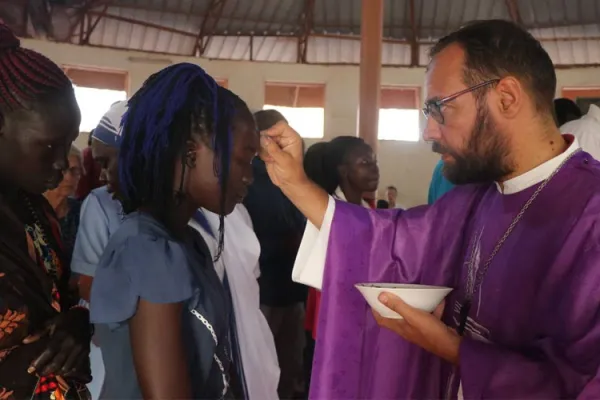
[1,16,600,400]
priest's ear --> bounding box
[493,76,523,120]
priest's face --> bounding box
[423,43,513,185]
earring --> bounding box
[185,148,197,168]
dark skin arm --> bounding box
[129,299,192,399]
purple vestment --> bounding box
[311,151,600,399]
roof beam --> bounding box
[67,0,110,42]
[504,0,523,26]
[297,0,316,63]
[81,3,109,44]
[88,10,198,37]
[192,0,228,56]
[408,0,419,67]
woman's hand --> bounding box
[23,307,91,379]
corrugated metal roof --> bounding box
[217,0,301,34]
[1,0,599,66]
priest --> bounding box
[260,19,600,399]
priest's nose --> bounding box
[422,117,442,142]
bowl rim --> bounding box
[355,283,453,291]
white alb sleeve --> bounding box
[291,195,336,290]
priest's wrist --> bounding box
[443,335,461,366]
[281,175,329,229]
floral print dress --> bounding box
[57,198,82,261]
[0,191,89,400]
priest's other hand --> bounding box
[260,121,305,188]
[373,292,461,365]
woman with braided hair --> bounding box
[89,63,259,399]
[0,24,91,399]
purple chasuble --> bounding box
[312,151,600,399]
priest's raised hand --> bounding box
[260,121,329,229]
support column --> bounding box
[357,0,384,152]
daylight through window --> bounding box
[262,105,324,139]
[263,83,325,139]
[378,87,421,142]
[73,86,127,132]
[378,109,420,142]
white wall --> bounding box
[22,39,600,206]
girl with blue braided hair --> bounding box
[88,63,259,399]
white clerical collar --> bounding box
[334,187,371,208]
[495,135,580,195]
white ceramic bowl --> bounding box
[355,283,453,319]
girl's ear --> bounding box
[185,140,199,168]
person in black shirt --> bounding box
[244,109,307,399]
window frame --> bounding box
[378,86,421,142]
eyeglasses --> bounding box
[422,79,499,125]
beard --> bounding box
[433,103,513,185]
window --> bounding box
[73,86,127,132]
[378,87,420,142]
[263,83,325,139]
[63,66,128,132]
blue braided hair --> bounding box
[118,62,235,252]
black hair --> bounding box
[429,19,556,116]
[254,109,288,131]
[553,98,582,127]
[303,142,329,191]
[303,136,368,194]
[119,63,239,256]
[376,199,389,209]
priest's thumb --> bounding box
[379,292,410,316]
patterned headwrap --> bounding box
[91,100,128,148]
